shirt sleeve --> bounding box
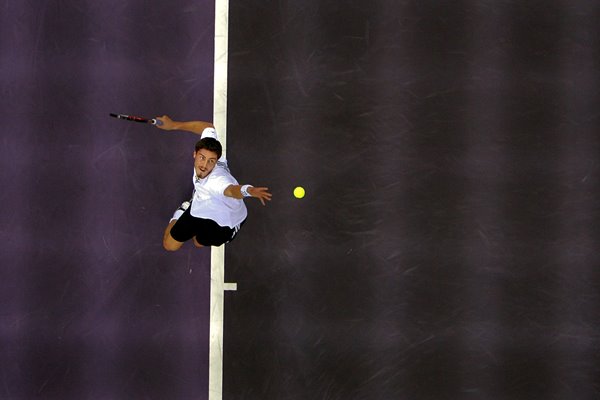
[208,170,237,197]
[200,127,218,140]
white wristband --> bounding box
[241,184,253,197]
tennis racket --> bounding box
[109,113,163,126]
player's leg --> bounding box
[163,200,192,252]
[163,220,185,251]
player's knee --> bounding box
[163,243,179,252]
[163,239,181,252]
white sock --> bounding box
[170,209,184,222]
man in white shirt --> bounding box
[156,115,272,251]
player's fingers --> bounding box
[156,116,170,130]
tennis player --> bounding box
[156,115,272,251]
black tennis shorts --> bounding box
[170,207,244,247]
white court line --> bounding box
[209,1,230,399]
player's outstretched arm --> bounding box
[224,185,272,206]
[155,115,214,135]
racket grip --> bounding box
[152,118,164,126]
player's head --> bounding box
[195,137,222,159]
[193,138,222,179]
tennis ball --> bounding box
[293,186,305,199]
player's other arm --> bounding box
[224,185,272,206]
[155,115,214,135]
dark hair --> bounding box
[195,137,222,159]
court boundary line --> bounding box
[209,1,230,399]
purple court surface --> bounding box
[2,1,600,400]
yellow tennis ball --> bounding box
[293,186,305,199]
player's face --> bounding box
[193,148,219,179]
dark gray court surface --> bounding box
[2,1,600,400]
[223,1,600,400]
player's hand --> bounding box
[248,187,272,206]
[155,115,174,130]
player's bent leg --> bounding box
[192,237,204,248]
[163,220,184,251]
[163,234,184,251]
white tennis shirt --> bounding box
[189,127,247,228]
